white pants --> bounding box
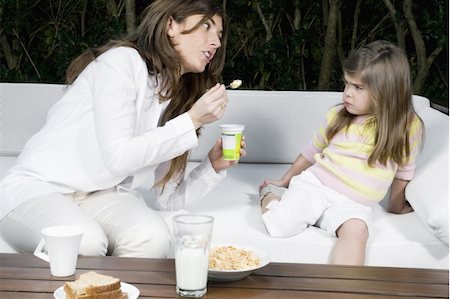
[0,190,170,258]
[262,170,372,238]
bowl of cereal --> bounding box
[208,244,270,281]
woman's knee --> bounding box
[78,225,108,256]
[112,217,171,258]
[138,225,171,258]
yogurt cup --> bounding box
[220,124,245,161]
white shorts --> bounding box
[262,170,372,238]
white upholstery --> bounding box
[170,163,448,269]
[1,83,67,155]
[0,83,448,269]
[406,107,449,245]
[190,90,431,163]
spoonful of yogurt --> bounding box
[226,79,242,89]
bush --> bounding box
[0,0,447,107]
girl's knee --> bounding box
[337,219,369,240]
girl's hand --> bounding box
[208,136,246,173]
[259,179,288,192]
[388,179,414,214]
[390,200,414,214]
[188,83,227,129]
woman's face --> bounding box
[167,14,223,74]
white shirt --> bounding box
[0,47,225,219]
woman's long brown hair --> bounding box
[65,0,227,187]
[326,40,422,167]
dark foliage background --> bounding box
[1,0,448,108]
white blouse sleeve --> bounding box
[152,157,226,211]
[88,47,198,177]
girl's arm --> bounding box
[260,154,312,214]
[388,178,413,214]
[259,154,312,190]
[281,154,313,185]
[388,114,422,214]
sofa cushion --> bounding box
[189,90,431,164]
[406,107,449,245]
[0,83,431,159]
[155,163,448,269]
[0,83,66,155]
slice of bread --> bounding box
[72,289,127,299]
[64,271,128,299]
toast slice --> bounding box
[73,289,127,299]
[64,271,127,299]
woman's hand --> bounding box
[208,136,246,173]
[188,83,227,129]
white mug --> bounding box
[34,225,84,277]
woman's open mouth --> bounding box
[202,51,213,62]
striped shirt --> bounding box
[301,105,422,207]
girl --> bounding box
[259,40,423,265]
[0,0,245,258]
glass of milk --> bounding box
[173,214,214,298]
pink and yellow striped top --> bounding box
[301,105,422,207]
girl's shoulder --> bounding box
[409,112,424,135]
[325,104,344,121]
[407,111,422,126]
[410,112,422,123]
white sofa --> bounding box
[1,83,448,269]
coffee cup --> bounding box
[220,124,245,161]
[34,225,84,277]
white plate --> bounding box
[208,244,270,282]
[54,282,139,299]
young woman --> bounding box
[259,40,422,265]
[0,0,245,258]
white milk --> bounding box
[175,248,209,290]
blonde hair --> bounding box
[326,40,423,166]
[65,0,227,187]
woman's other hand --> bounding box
[208,136,246,173]
[188,83,227,129]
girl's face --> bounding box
[167,14,223,74]
[342,73,373,116]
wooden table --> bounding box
[0,253,448,298]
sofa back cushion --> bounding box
[190,90,431,163]
[1,83,431,163]
[1,83,67,155]
[405,107,449,245]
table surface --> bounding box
[0,253,448,298]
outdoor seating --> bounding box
[1,83,448,269]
